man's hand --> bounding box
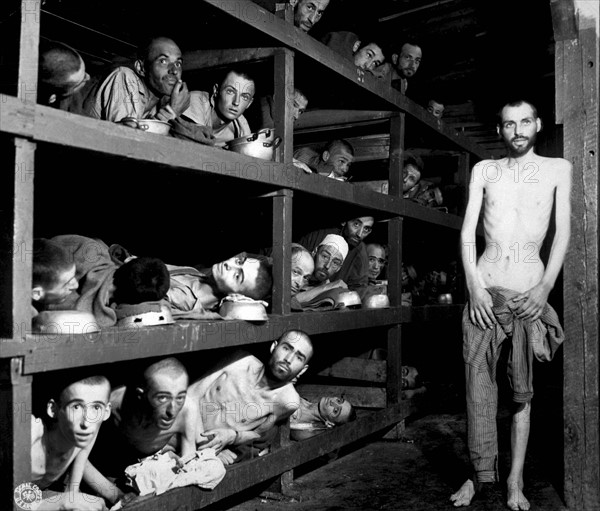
[168,80,190,116]
[468,286,496,330]
[198,428,237,452]
[217,449,238,465]
[512,282,551,321]
[293,158,313,174]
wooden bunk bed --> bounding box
[1,1,520,510]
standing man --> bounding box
[84,36,190,122]
[292,0,330,33]
[450,100,571,510]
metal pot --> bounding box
[120,117,171,135]
[226,128,282,160]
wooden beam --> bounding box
[294,110,395,131]
[550,0,578,41]
[183,47,281,71]
[560,10,600,509]
[273,48,294,163]
[317,357,386,382]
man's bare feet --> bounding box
[450,479,475,507]
[507,480,530,510]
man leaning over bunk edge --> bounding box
[292,0,330,33]
[84,36,190,122]
[450,99,571,511]
[188,330,314,464]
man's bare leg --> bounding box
[450,479,475,507]
[507,402,531,510]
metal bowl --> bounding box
[226,128,282,160]
[120,117,171,135]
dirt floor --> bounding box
[208,379,566,511]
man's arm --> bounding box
[82,460,123,506]
[460,161,495,329]
[295,280,347,305]
[514,159,572,320]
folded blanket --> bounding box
[51,235,119,327]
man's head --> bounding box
[32,238,78,306]
[293,0,330,33]
[402,153,424,192]
[392,42,422,79]
[269,330,313,382]
[340,216,375,248]
[112,256,170,305]
[292,88,309,122]
[39,41,90,105]
[366,243,388,282]
[212,252,273,300]
[136,357,188,430]
[134,37,183,98]
[213,69,255,123]
[291,244,315,296]
[322,140,354,179]
[352,40,385,72]
[46,375,111,449]
[497,100,541,157]
[427,99,445,119]
[402,365,420,390]
[312,234,348,283]
[318,396,356,426]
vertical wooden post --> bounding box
[388,114,406,197]
[553,1,600,509]
[273,49,294,164]
[0,358,33,511]
[270,190,293,315]
[456,152,470,216]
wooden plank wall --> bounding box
[553,0,600,509]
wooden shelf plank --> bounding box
[122,403,412,511]
[0,96,404,215]
[17,308,403,373]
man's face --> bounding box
[215,71,255,122]
[394,44,422,79]
[291,250,314,295]
[427,100,445,119]
[269,333,313,382]
[212,253,260,296]
[341,216,374,247]
[318,396,352,425]
[313,244,344,282]
[143,371,188,430]
[55,382,111,449]
[38,264,78,305]
[498,103,540,157]
[324,146,353,178]
[402,366,419,390]
[367,245,386,281]
[354,43,384,72]
[292,91,309,122]
[294,0,330,32]
[142,38,183,97]
[402,164,421,192]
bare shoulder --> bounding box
[470,158,504,182]
[278,384,301,411]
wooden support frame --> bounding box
[555,1,600,508]
[270,189,293,314]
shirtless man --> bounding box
[31,374,111,510]
[450,100,571,510]
[84,357,198,506]
[187,330,313,462]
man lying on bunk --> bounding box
[291,243,315,297]
[170,68,255,148]
[293,234,349,306]
[298,215,375,298]
[83,357,199,507]
[321,31,386,76]
[293,139,355,181]
[290,394,356,440]
[31,371,111,510]
[31,238,79,318]
[84,36,190,122]
[187,330,314,464]
[166,252,273,317]
[38,40,96,115]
